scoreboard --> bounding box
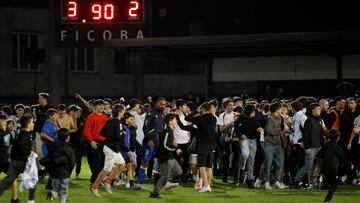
[55,0,151,47]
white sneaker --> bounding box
[280,182,289,189]
[357,181,360,186]
[199,186,211,193]
[340,175,347,183]
[89,187,101,197]
[351,179,357,185]
[264,182,272,190]
[274,181,284,189]
[254,178,262,188]
[27,201,35,203]
[164,182,179,190]
[125,181,130,188]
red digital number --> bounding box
[104,4,114,19]
[92,4,114,20]
[92,4,102,20]
[68,1,77,17]
[129,1,139,17]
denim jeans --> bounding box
[238,139,258,180]
[263,141,284,182]
[294,147,320,182]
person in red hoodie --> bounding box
[83,99,109,183]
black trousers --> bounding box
[232,150,242,182]
[72,140,85,175]
[289,145,305,182]
[175,143,190,176]
[87,141,104,183]
[221,143,232,182]
[324,175,337,202]
[0,160,36,200]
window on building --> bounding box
[12,32,41,70]
[70,48,95,72]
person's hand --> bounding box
[176,148,182,155]
[256,127,264,133]
[148,140,154,147]
[299,143,304,149]
[347,143,352,150]
[240,135,247,140]
[305,148,312,155]
[90,141,98,149]
[354,127,360,134]
[74,92,81,99]
[128,151,134,158]
[29,151,34,157]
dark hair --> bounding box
[122,112,133,123]
[328,129,340,141]
[57,104,66,111]
[112,104,125,118]
[88,99,95,105]
[297,96,309,109]
[200,102,212,112]
[209,100,218,108]
[57,128,70,141]
[15,104,25,111]
[176,99,187,109]
[142,103,152,114]
[0,115,6,121]
[38,92,49,99]
[129,98,142,110]
[157,97,166,103]
[24,106,31,115]
[164,113,176,124]
[243,104,255,117]
[20,115,33,128]
[103,98,113,105]
[1,106,13,116]
[46,108,58,118]
[94,99,104,106]
[270,102,282,113]
[335,96,345,103]
[68,105,78,112]
[223,98,234,108]
[291,100,304,112]
[347,97,356,102]
[309,103,320,112]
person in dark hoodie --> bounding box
[317,129,351,203]
[294,103,325,188]
[45,128,75,203]
[121,112,140,190]
[0,115,35,203]
[149,113,182,198]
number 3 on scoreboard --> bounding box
[68,1,77,17]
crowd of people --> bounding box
[0,92,359,203]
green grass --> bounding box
[1,158,360,203]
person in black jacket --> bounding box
[149,113,182,198]
[317,129,351,203]
[45,128,75,203]
[89,104,127,197]
[185,102,217,193]
[294,103,326,188]
[121,112,140,190]
[0,115,35,203]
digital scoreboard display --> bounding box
[56,0,151,47]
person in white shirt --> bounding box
[174,99,191,180]
[217,98,237,183]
